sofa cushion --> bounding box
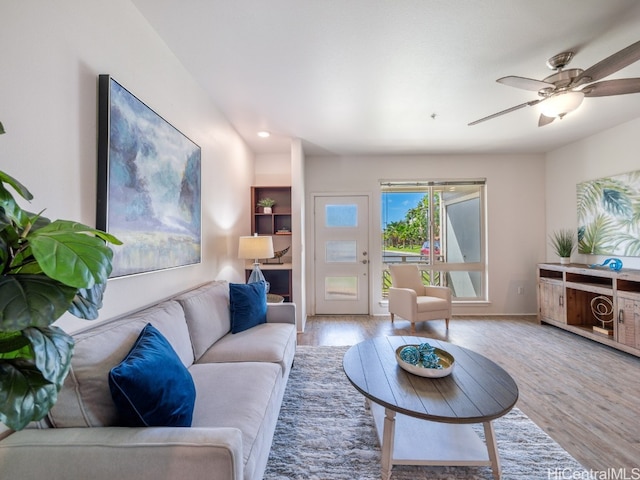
[48,300,193,428]
[175,281,232,361]
[189,362,283,480]
[229,282,267,334]
[198,323,296,374]
[109,323,196,427]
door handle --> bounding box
[362,259,369,264]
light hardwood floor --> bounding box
[297,315,640,473]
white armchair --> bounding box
[388,264,451,332]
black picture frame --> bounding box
[97,75,202,277]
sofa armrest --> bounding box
[0,426,243,480]
[266,302,296,324]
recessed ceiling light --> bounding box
[257,131,270,138]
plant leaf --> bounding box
[68,282,107,320]
[22,326,74,384]
[0,186,30,226]
[0,275,76,331]
[28,220,115,288]
[0,331,30,355]
[0,169,33,202]
[0,327,74,431]
[31,219,121,244]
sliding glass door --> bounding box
[381,180,486,302]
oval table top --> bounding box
[343,336,519,424]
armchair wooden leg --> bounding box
[445,318,450,329]
[390,313,394,322]
[410,323,416,334]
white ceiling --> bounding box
[131,0,640,156]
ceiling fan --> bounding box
[469,40,640,127]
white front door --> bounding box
[314,195,369,314]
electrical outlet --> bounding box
[517,286,524,295]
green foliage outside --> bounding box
[382,193,440,252]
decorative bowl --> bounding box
[395,345,455,378]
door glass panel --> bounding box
[325,276,358,300]
[326,204,358,227]
[326,240,357,263]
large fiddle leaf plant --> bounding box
[0,120,122,430]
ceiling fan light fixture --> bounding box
[539,91,585,118]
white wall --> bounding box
[291,139,307,331]
[305,154,546,316]
[545,117,640,270]
[255,153,291,186]
[0,0,254,332]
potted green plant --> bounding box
[0,120,121,431]
[550,229,575,264]
[257,197,276,214]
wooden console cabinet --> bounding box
[538,263,640,357]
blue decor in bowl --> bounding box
[399,346,421,365]
[417,342,443,369]
[395,344,455,378]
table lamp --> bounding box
[238,234,274,290]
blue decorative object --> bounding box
[395,344,454,378]
[109,323,196,427]
[589,258,623,271]
[229,281,268,333]
[400,343,443,369]
[399,346,420,365]
[418,343,443,369]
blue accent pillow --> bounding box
[108,323,196,427]
[230,281,267,334]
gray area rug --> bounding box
[265,345,587,480]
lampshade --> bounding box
[539,91,585,118]
[238,235,274,260]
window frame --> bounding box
[380,179,488,303]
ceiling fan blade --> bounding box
[573,40,640,85]
[468,99,541,126]
[538,114,555,127]
[497,76,554,91]
[583,78,640,97]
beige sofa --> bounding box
[0,280,297,480]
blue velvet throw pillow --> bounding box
[230,281,268,334]
[108,323,196,427]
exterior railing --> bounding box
[382,252,444,298]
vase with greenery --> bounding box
[257,197,276,214]
[0,120,121,431]
[550,229,575,264]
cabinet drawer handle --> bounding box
[559,295,564,307]
[618,309,624,323]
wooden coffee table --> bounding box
[343,336,519,480]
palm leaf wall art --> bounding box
[577,170,640,256]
